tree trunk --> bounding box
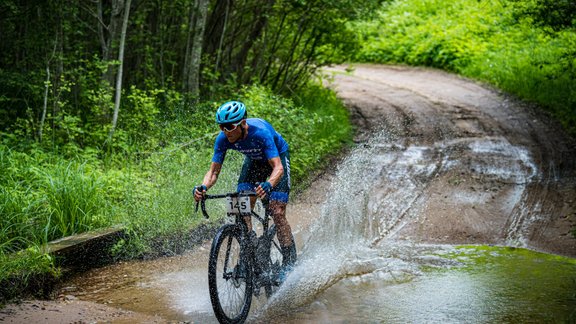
[271,15,310,91]
[214,0,230,78]
[108,0,132,143]
[39,8,62,143]
[260,11,288,83]
[204,0,231,62]
[97,0,108,60]
[183,0,209,98]
[98,0,125,87]
[39,65,50,143]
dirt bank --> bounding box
[1,64,574,323]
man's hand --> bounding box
[255,181,272,199]
[193,185,207,201]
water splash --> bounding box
[251,129,545,321]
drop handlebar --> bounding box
[195,191,257,219]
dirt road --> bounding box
[323,64,575,256]
[2,64,575,323]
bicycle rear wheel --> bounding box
[208,224,253,323]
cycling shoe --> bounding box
[275,264,293,285]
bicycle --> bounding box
[196,190,294,324]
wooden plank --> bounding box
[44,226,126,269]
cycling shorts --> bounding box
[237,151,291,203]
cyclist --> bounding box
[194,100,297,281]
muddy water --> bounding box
[268,245,576,323]
[66,243,576,323]
[65,127,576,323]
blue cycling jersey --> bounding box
[212,118,289,164]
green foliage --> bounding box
[290,82,353,182]
[39,162,114,241]
[0,69,45,134]
[510,0,576,31]
[354,0,504,70]
[352,0,576,134]
[0,0,383,142]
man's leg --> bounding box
[270,201,296,268]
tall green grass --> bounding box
[0,149,115,249]
[40,162,114,241]
[352,0,576,134]
[0,246,57,301]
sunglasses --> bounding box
[220,120,242,132]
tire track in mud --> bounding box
[324,64,576,257]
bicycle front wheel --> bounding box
[208,224,253,323]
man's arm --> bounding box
[194,162,222,201]
[202,162,222,189]
[266,157,284,187]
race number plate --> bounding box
[225,196,251,214]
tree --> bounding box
[0,0,385,145]
[108,0,133,142]
[183,0,209,98]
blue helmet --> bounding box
[216,101,247,124]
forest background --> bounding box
[1,0,574,302]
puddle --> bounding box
[257,245,576,323]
